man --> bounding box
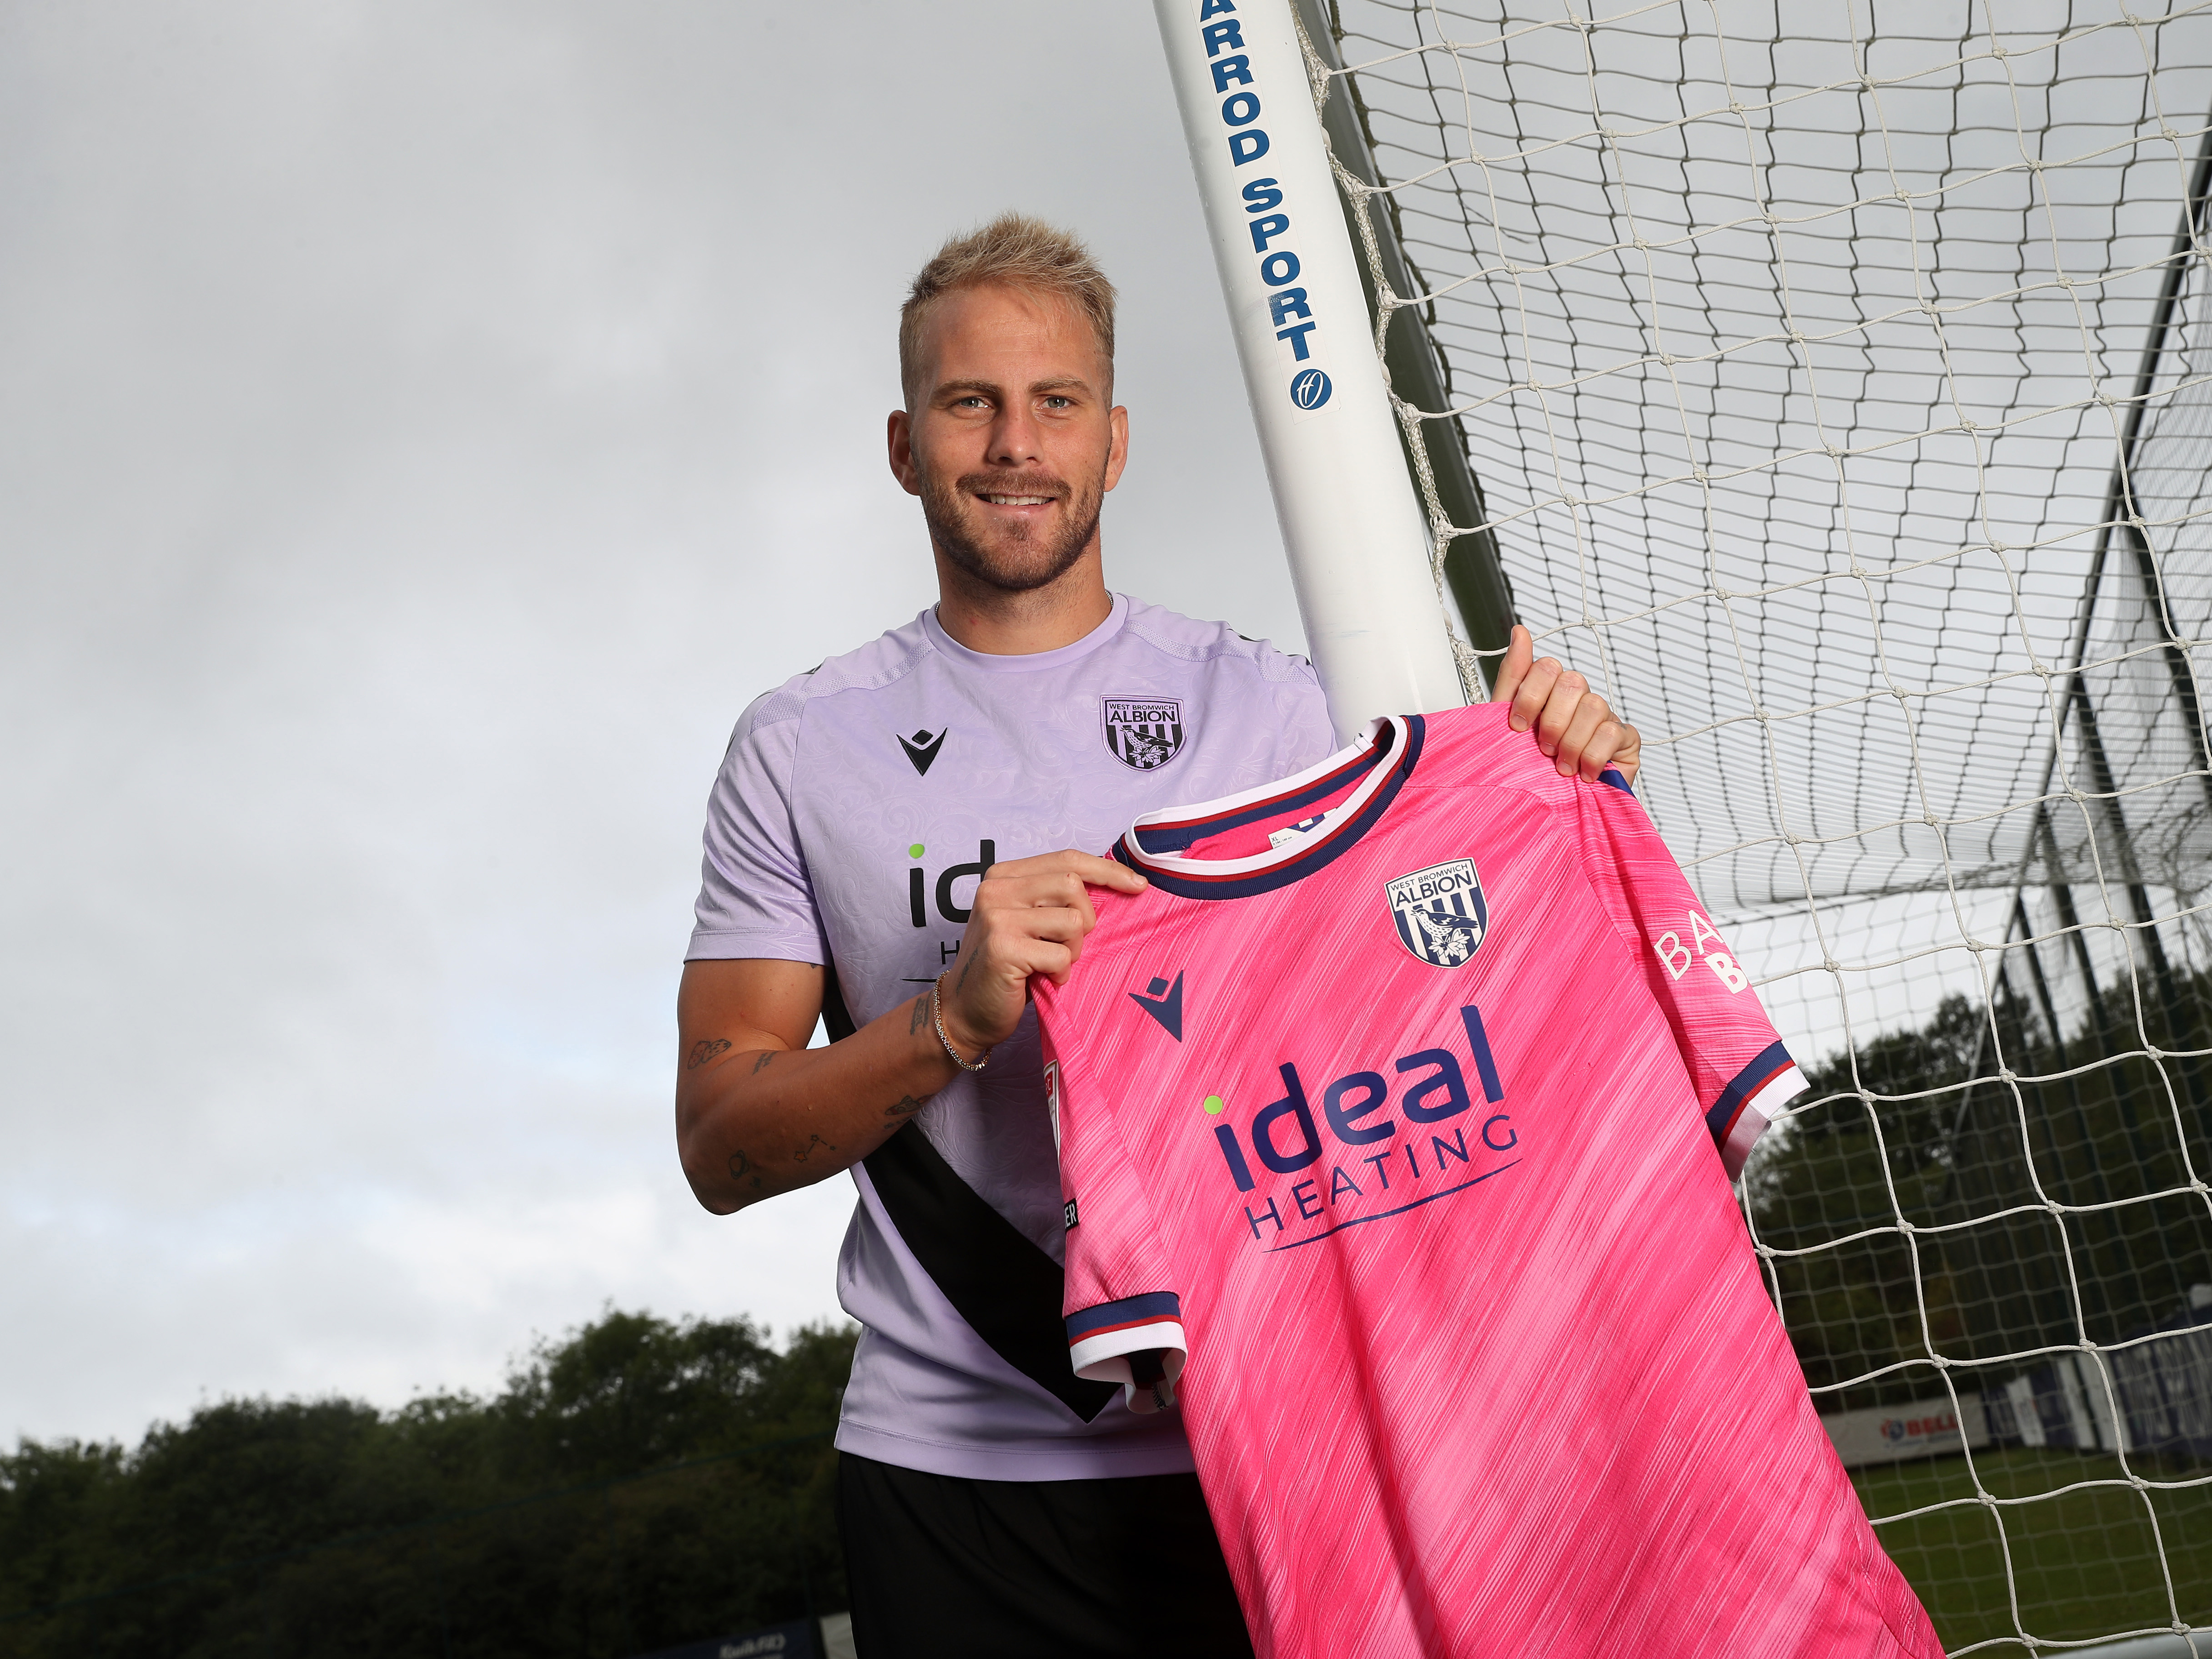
[675,216,1636,1656]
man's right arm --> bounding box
[674,959,958,1213]
[674,850,1148,1214]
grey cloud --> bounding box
[0,2,1303,1441]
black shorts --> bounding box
[837,1452,1254,1659]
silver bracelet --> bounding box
[931,974,989,1073]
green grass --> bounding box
[1853,1447,2212,1652]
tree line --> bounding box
[1748,965,2212,1416]
[0,1312,855,1659]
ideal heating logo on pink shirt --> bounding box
[1206,1005,1520,1251]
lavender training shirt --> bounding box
[688,594,1335,1480]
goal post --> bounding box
[1159,0,2212,1650]
[1151,0,1467,738]
[1285,0,1520,697]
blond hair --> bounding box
[899,214,1117,405]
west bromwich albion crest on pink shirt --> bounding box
[1032,704,1941,1659]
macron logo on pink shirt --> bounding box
[1127,971,1186,1040]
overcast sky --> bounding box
[0,2,1316,1445]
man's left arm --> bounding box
[1487,623,1642,785]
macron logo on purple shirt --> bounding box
[898,728,945,775]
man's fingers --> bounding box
[1509,656,1562,735]
[1572,714,1642,783]
[1609,721,1642,786]
[983,870,1091,908]
[1493,637,1644,786]
[939,930,1076,1052]
[1531,669,1588,754]
[941,847,1152,1051]
[1074,852,1148,893]
[982,848,1147,894]
[983,871,1101,933]
[1552,695,1610,777]
[994,905,1089,949]
[1031,942,1079,988]
[1488,623,1535,706]
[1579,720,1627,780]
[1553,699,1644,786]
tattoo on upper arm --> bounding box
[687,1038,732,1071]
[792,1133,834,1162]
[884,1094,925,1119]
[751,1051,774,1075]
[728,1148,758,1189]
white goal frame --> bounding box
[1156,1,2212,1653]
[1154,0,1468,738]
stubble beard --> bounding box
[919,465,1105,595]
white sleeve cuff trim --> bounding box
[1745,1063,1809,1123]
[1724,1064,1808,1180]
[1071,1322,1187,1414]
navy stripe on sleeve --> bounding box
[1706,1040,1795,1141]
[1065,1292,1183,1344]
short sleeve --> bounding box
[1272,672,1340,774]
[685,694,830,964]
[1041,1022,1189,1414]
[1573,769,1808,1179]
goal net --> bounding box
[1284,0,2212,1649]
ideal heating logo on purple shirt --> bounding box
[907,840,995,928]
[1205,1005,1518,1252]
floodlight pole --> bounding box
[1154,0,1466,741]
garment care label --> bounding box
[1268,812,1333,851]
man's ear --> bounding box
[1103,404,1130,493]
[887,408,923,497]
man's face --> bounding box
[890,284,1128,593]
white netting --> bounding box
[1299,0,2212,1649]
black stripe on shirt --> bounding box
[829,958,1118,1422]
[864,1124,1121,1424]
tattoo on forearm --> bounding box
[792,1133,833,1163]
[909,995,931,1036]
[884,1094,925,1119]
[686,1038,731,1071]
[954,950,977,993]
[751,1051,774,1075]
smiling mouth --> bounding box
[978,493,1056,507]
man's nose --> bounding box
[986,404,1043,468]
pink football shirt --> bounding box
[1033,704,1939,1659]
